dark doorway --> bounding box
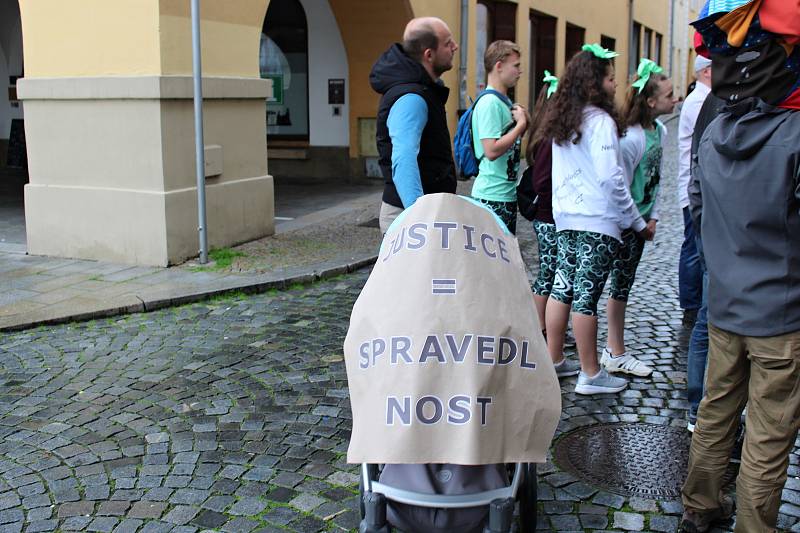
[565,23,585,64]
[529,10,557,107]
[261,0,310,141]
[476,0,518,95]
[0,0,27,252]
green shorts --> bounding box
[550,230,619,316]
[472,197,518,235]
[608,229,646,302]
[532,221,558,296]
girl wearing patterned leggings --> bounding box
[522,73,575,375]
[538,44,654,395]
[601,60,677,378]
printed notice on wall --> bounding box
[344,194,562,465]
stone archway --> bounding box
[0,0,26,253]
[16,0,274,266]
[0,0,23,167]
[329,0,412,160]
[259,0,411,180]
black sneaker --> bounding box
[679,495,735,533]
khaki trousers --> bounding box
[379,202,404,234]
[682,324,800,533]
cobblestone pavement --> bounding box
[2,122,800,533]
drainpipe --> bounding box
[667,0,675,76]
[628,0,635,80]
[191,0,209,264]
[459,0,469,110]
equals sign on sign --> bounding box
[432,279,457,295]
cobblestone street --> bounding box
[1,123,800,533]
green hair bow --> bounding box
[581,43,619,60]
[543,70,558,98]
[632,58,664,94]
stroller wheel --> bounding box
[518,463,538,533]
[360,464,380,520]
[359,474,365,519]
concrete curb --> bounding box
[0,254,378,333]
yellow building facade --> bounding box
[0,0,683,266]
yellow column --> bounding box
[18,0,273,266]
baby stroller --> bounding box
[358,462,538,533]
[345,195,560,533]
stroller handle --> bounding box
[361,462,524,509]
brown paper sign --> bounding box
[345,194,561,464]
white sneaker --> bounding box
[574,368,628,395]
[687,421,695,433]
[553,357,580,378]
[601,347,653,377]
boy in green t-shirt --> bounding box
[471,40,529,234]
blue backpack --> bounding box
[453,89,513,179]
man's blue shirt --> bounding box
[387,93,428,207]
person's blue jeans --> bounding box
[687,237,708,424]
[679,207,703,310]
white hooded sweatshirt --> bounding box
[551,106,646,241]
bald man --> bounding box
[370,17,459,232]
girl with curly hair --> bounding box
[602,59,676,379]
[541,44,653,395]
[520,72,577,368]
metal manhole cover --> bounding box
[554,423,728,499]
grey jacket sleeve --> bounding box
[795,162,800,212]
[688,142,704,230]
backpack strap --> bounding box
[469,89,514,165]
[473,89,513,109]
[478,89,513,108]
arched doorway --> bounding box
[0,0,26,252]
[261,0,310,141]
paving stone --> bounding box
[85,485,111,500]
[170,488,211,505]
[58,501,95,518]
[660,500,684,515]
[97,500,131,516]
[61,516,93,530]
[219,465,247,479]
[192,509,228,528]
[614,511,646,531]
[650,514,681,532]
[290,492,326,512]
[0,492,21,510]
[592,491,626,509]
[221,517,259,532]
[23,520,58,532]
[86,516,120,532]
[548,514,581,530]
[110,519,143,533]
[0,508,24,524]
[127,500,167,519]
[580,513,609,529]
[198,495,233,513]
[630,496,659,512]
[162,504,200,525]
[290,515,326,532]
[27,506,53,523]
[228,497,268,516]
